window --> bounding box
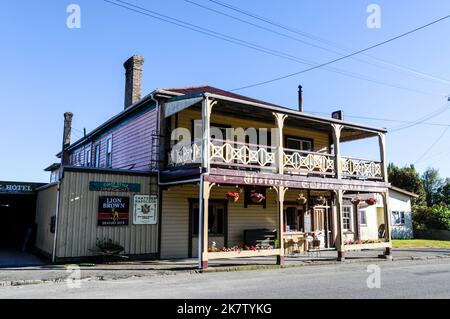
[392,211,406,225]
[105,137,112,168]
[343,206,353,231]
[285,207,303,232]
[359,210,367,226]
[94,143,101,167]
[286,137,313,151]
[192,202,226,236]
[85,147,92,167]
[50,170,59,183]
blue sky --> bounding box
[1,0,449,182]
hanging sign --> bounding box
[98,196,129,226]
[133,195,158,225]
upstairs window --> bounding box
[85,147,92,167]
[105,137,112,168]
[285,137,313,152]
[94,143,101,168]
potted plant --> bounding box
[296,193,307,205]
[366,197,377,206]
[315,196,326,205]
[226,191,240,203]
[96,238,124,255]
[351,196,361,205]
[250,192,265,204]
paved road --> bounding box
[1,259,449,298]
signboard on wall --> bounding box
[133,195,158,225]
[89,181,141,193]
[98,196,129,226]
[0,181,41,195]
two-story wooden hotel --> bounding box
[35,55,393,269]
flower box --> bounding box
[226,192,240,203]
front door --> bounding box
[189,200,227,258]
[312,207,332,248]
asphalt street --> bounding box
[1,258,450,299]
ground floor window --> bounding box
[285,206,304,232]
[192,202,226,236]
[392,211,406,225]
[343,206,352,231]
[359,209,367,226]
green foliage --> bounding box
[422,168,445,207]
[96,238,124,253]
[388,163,426,206]
[436,182,450,206]
[413,205,450,231]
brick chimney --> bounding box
[123,54,144,109]
[61,112,73,165]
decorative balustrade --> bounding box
[168,141,201,167]
[283,148,335,176]
[209,139,276,169]
[341,156,382,179]
[168,140,383,180]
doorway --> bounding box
[0,194,37,251]
[188,199,228,258]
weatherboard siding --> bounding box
[35,184,58,256]
[175,108,330,152]
[69,107,158,171]
[56,170,158,259]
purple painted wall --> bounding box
[69,107,158,172]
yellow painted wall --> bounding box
[174,108,330,152]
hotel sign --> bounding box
[98,196,129,226]
[89,181,141,193]
[0,182,38,195]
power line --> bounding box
[389,102,450,132]
[208,0,450,87]
[226,11,450,90]
[105,0,444,97]
[304,109,450,128]
[414,126,449,164]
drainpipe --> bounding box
[51,177,61,263]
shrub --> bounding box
[96,238,124,253]
[413,205,450,230]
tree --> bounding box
[436,180,450,206]
[422,168,444,207]
[388,163,426,206]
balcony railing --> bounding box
[341,156,382,180]
[209,139,277,169]
[168,140,383,180]
[168,140,201,166]
[283,148,335,176]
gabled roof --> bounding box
[390,186,419,198]
[57,84,387,157]
[163,85,284,108]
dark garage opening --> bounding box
[0,194,37,251]
[0,181,45,267]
